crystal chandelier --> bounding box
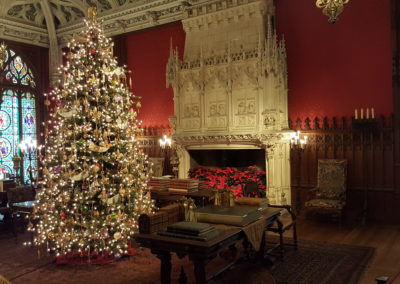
[0,42,6,69]
[316,0,350,23]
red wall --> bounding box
[276,0,392,121]
[126,23,185,127]
[127,0,392,126]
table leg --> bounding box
[192,259,206,284]
[156,252,172,284]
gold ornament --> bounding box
[106,214,113,222]
[113,232,122,240]
[88,141,111,153]
[99,190,108,200]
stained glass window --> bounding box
[0,49,37,183]
[3,49,36,88]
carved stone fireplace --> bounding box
[166,0,291,205]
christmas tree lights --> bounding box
[30,8,154,258]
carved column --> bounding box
[175,144,190,179]
[264,135,291,205]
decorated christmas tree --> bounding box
[32,8,154,258]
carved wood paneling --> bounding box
[138,126,174,175]
[290,116,399,223]
[392,0,400,201]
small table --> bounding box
[135,208,281,284]
[12,200,37,214]
[151,189,215,207]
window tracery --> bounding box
[0,49,37,183]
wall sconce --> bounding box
[290,130,308,150]
[316,0,350,23]
[159,135,172,149]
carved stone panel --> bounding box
[205,90,228,129]
[233,95,257,128]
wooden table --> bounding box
[151,189,215,207]
[135,207,281,284]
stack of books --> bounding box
[168,179,199,194]
[195,205,261,227]
[234,197,269,213]
[148,178,170,192]
[158,221,220,241]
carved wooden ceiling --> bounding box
[0,0,191,47]
[1,0,142,28]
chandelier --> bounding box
[0,42,6,69]
[316,0,350,23]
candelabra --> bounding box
[352,109,377,225]
[12,153,22,184]
[19,137,37,185]
[290,130,308,214]
[159,135,172,149]
[159,135,172,176]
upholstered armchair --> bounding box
[305,159,347,221]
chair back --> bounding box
[317,159,347,200]
[242,181,262,197]
[6,186,35,204]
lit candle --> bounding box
[300,140,305,149]
[366,108,370,119]
[355,109,358,120]
[372,108,375,119]
[361,108,364,119]
[129,77,132,89]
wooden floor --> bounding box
[291,216,400,284]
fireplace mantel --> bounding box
[166,0,291,205]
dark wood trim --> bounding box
[392,0,400,199]
[113,34,128,67]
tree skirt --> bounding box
[55,242,137,265]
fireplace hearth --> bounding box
[189,149,265,170]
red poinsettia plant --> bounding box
[188,166,266,198]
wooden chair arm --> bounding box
[268,204,296,221]
[307,187,319,200]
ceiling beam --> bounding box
[40,0,62,86]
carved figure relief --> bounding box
[262,110,278,130]
[208,101,227,128]
[237,99,256,115]
[209,103,226,117]
[184,103,200,118]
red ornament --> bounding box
[89,49,96,54]
[60,212,67,220]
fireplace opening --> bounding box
[189,149,266,170]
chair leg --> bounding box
[11,214,17,243]
[293,224,298,250]
[279,231,284,259]
[277,220,284,259]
